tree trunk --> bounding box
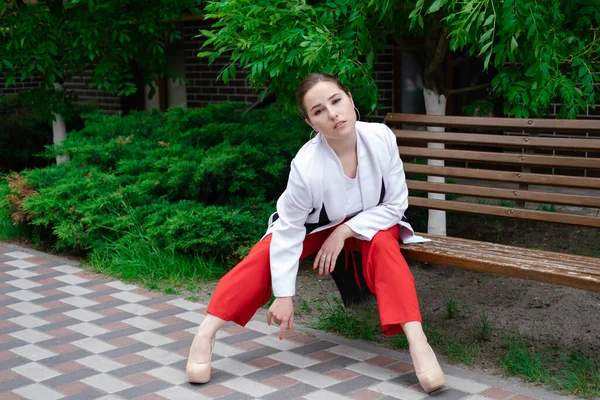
[423,88,447,236]
[53,83,70,164]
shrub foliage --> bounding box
[5,103,307,267]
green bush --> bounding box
[7,103,307,271]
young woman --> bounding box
[186,73,446,393]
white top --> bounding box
[265,121,421,297]
[345,169,363,217]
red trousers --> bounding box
[207,224,422,335]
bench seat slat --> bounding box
[400,234,600,292]
[399,147,600,169]
[409,196,600,228]
[406,180,600,208]
[393,129,600,151]
[386,113,600,133]
[403,164,600,190]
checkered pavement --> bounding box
[1,244,565,399]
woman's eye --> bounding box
[314,108,323,115]
[332,98,341,104]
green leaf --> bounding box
[483,53,492,69]
[510,37,518,52]
[197,51,213,58]
[480,29,493,43]
[428,0,443,13]
[484,14,495,26]
[578,66,587,78]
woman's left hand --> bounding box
[314,224,355,276]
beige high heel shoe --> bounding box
[411,343,446,393]
[186,336,216,384]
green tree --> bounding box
[0,0,201,163]
[198,0,599,235]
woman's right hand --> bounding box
[267,297,294,340]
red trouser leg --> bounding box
[351,225,422,335]
[206,228,333,326]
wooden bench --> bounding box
[330,114,600,305]
[386,113,600,291]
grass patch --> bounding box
[87,230,228,291]
[501,333,600,399]
[308,298,379,341]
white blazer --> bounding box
[265,121,419,297]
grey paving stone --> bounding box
[144,307,187,320]
[61,388,108,399]
[38,349,95,367]
[33,282,69,291]
[138,296,178,306]
[102,342,152,358]
[2,355,30,369]
[31,292,71,304]
[0,338,28,351]
[36,318,80,332]
[0,297,20,306]
[218,330,264,346]
[0,286,18,294]
[87,300,128,312]
[96,326,143,342]
[115,379,171,398]
[29,271,63,281]
[79,278,114,287]
[159,337,193,352]
[152,321,197,335]
[429,388,470,400]
[34,304,77,317]
[231,346,280,363]
[261,383,320,400]
[290,340,337,355]
[182,370,236,389]
[244,363,298,382]
[327,375,381,395]
[0,310,21,320]
[169,359,188,371]
[109,360,162,377]
[38,333,88,349]
[28,262,64,270]
[92,312,136,326]
[391,372,419,387]
[307,356,357,373]
[0,376,34,392]
[41,367,98,387]
[1,323,24,336]
[83,288,121,299]
[218,392,254,400]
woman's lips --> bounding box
[334,121,346,129]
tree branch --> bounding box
[424,28,449,77]
[447,81,491,96]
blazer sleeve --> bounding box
[269,159,312,297]
[344,124,409,240]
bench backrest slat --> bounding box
[407,180,600,208]
[403,164,600,190]
[386,113,600,133]
[399,146,600,169]
[394,129,600,151]
[409,197,600,228]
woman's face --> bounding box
[303,81,356,141]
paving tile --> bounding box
[198,384,235,397]
[82,373,133,394]
[110,291,149,303]
[326,368,362,381]
[11,344,57,361]
[285,368,340,388]
[154,321,198,335]
[8,328,52,344]
[308,350,339,362]
[121,316,164,331]
[33,304,77,317]
[136,347,186,365]
[445,375,489,393]
[290,340,337,356]
[370,381,428,400]
[211,358,259,376]
[245,320,281,335]
[145,307,190,321]
[36,349,94,368]
[160,337,192,352]
[304,389,355,400]
[6,290,44,301]
[130,331,174,347]
[96,326,143,341]
[479,387,518,399]
[5,259,38,269]
[110,360,163,377]
[9,315,50,329]
[391,371,419,387]
[55,274,88,285]
[115,380,172,399]
[244,362,298,382]
[230,345,279,363]
[37,333,88,349]
[223,376,277,397]
[116,303,156,315]
[77,354,125,372]
[55,380,92,395]
[428,387,470,400]
[248,356,280,369]
[217,392,254,400]
[159,385,211,400]
[114,354,148,366]
[102,341,151,358]
[218,330,264,346]
[0,338,28,351]
[1,354,30,369]
[252,334,303,351]
[327,375,382,394]
[30,292,70,304]
[349,389,386,400]
[263,375,299,389]
[64,387,113,399]
[35,319,80,333]
[70,337,116,354]
[42,367,98,388]
[59,296,99,308]
[0,375,35,392]
[105,281,138,291]
[308,356,358,373]
[328,345,378,361]
[13,362,60,382]
[167,298,206,310]
[5,251,35,259]
[67,322,109,337]
[347,362,402,381]
[147,365,189,384]
[13,383,65,400]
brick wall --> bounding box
[0,75,43,96]
[371,47,396,120]
[63,73,123,113]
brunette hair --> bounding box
[296,73,351,119]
